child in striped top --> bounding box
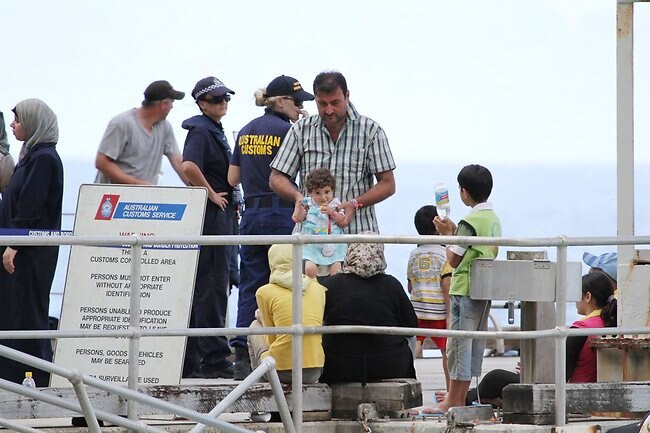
[407,205,452,390]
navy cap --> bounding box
[192,77,235,101]
[143,80,185,102]
[265,75,314,102]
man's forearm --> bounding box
[354,180,394,207]
[96,155,145,185]
[170,154,189,185]
[352,170,395,207]
[269,170,302,202]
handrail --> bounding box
[0,323,646,339]
[1,232,649,432]
[6,232,650,247]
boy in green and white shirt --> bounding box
[425,164,501,413]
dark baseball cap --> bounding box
[143,80,185,102]
[265,75,314,102]
[192,77,235,101]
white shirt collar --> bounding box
[468,201,493,214]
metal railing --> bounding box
[0,232,649,432]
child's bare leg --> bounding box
[442,350,450,391]
[415,339,423,358]
[329,261,342,275]
[433,340,450,399]
[304,260,318,278]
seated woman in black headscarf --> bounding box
[318,235,418,384]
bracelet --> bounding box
[351,198,363,209]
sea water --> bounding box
[51,159,643,327]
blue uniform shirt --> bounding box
[231,109,296,198]
[182,114,233,201]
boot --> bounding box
[234,346,252,380]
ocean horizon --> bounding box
[50,159,640,326]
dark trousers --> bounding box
[229,197,293,349]
[183,204,236,376]
[0,246,58,387]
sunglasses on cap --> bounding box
[204,94,231,104]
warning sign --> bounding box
[52,185,206,387]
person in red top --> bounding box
[447,272,617,409]
[568,272,617,382]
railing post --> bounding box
[555,243,567,426]
[291,242,303,433]
[71,372,102,433]
[616,0,634,246]
[127,240,143,425]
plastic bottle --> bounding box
[434,183,451,218]
[22,371,36,388]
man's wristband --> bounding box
[351,198,363,209]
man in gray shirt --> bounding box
[95,80,188,185]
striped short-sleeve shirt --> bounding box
[407,244,451,321]
[270,102,395,234]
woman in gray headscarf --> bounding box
[0,99,63,386]
[318,234,418,384]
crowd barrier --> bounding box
[0,232,648,432]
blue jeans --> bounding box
[446,295,491,381]
[229,197,294,349]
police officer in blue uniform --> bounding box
[228,75,314,379]
[181,76,238,378]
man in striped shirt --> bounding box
[269,71,396,234]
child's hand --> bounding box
[433,216,456,236]
[335,201,357,228]
[292,200,307,223]
[327,207,346,225]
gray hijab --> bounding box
[12,99,58,160]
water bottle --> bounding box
[22,371,36,388]
[434,183,451,218]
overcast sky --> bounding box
[1,0,649,167]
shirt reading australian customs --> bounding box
[270,72,395,234]
[231,108,294,199]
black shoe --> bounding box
[234,347,252,380]
[191,362,234,379]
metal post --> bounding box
[291,242,303,433]
[189,357,295,433]
[266,359,298,433]
[616,0,634,245]
[127,241,143,424]
[616,0,635,333]
[554,243,567,426]
[71,377,102,433]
